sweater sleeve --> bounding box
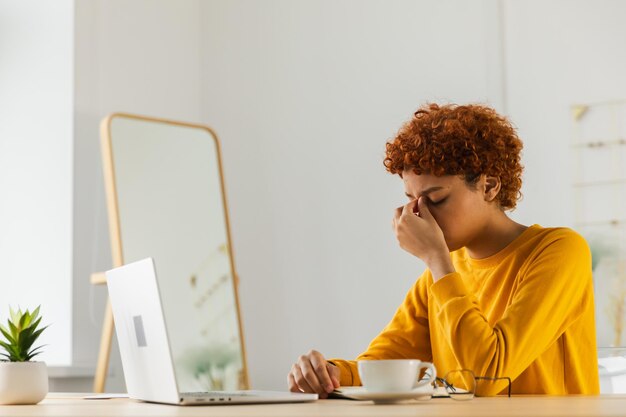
[429,231,593,395]
[328,273,433,386]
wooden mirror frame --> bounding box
[93,113,249,392]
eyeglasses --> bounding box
[435,369,511,400]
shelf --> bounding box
[572,138,626,148]
[572,99,626,108]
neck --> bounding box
[465,211,528,260]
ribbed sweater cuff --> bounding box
[327,359,359,386]
[429,272,468,307]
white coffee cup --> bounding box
[358,359,436,393]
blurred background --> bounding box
[1,0,626,392]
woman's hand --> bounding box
[393,196,455,280]
[288,350,341,398]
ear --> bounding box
[483,175,501,202]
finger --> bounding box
[293,365,315,393]
[309,353,334,393]
[288,372,301,393]
[417,196,434,220]
[394,206,403,221]
[300,357,325,393]
[327,363,341,388]
[401,199,418,216]
[290,371,326,397]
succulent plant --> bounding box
[0,306,48,362]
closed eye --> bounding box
[431,197,447,206]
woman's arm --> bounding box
[431,231,593,395]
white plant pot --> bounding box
[0,361,48,405]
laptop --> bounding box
[106,257,318,405]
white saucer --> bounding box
[335,386,434,404]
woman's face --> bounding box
[402,170,497,252]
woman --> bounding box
[287,103,599,397]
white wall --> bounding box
[0,1,74,366]
[199,0,504,390]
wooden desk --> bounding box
[2,394,626,417]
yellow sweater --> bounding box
[330,225,599,395]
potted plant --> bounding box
[0,306,49,405]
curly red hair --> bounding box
[384,103,524,210]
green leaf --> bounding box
[24,345,46,361]
[31,306,40,323]
[19,338,34,354]
[22,311,33,329]
[0,326,15,345]
[18,329,33,350]
[0,341,22,361]
[18,313,29,332]
[27,345,45,356]
[9,306,19,325]
[0,323,10,338]
[28,317,42,332]
[2,320,14,339]
[8,321,18,340]
[30,325,48,341]
[20,327,44,355]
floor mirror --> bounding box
[93,113,248,393]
